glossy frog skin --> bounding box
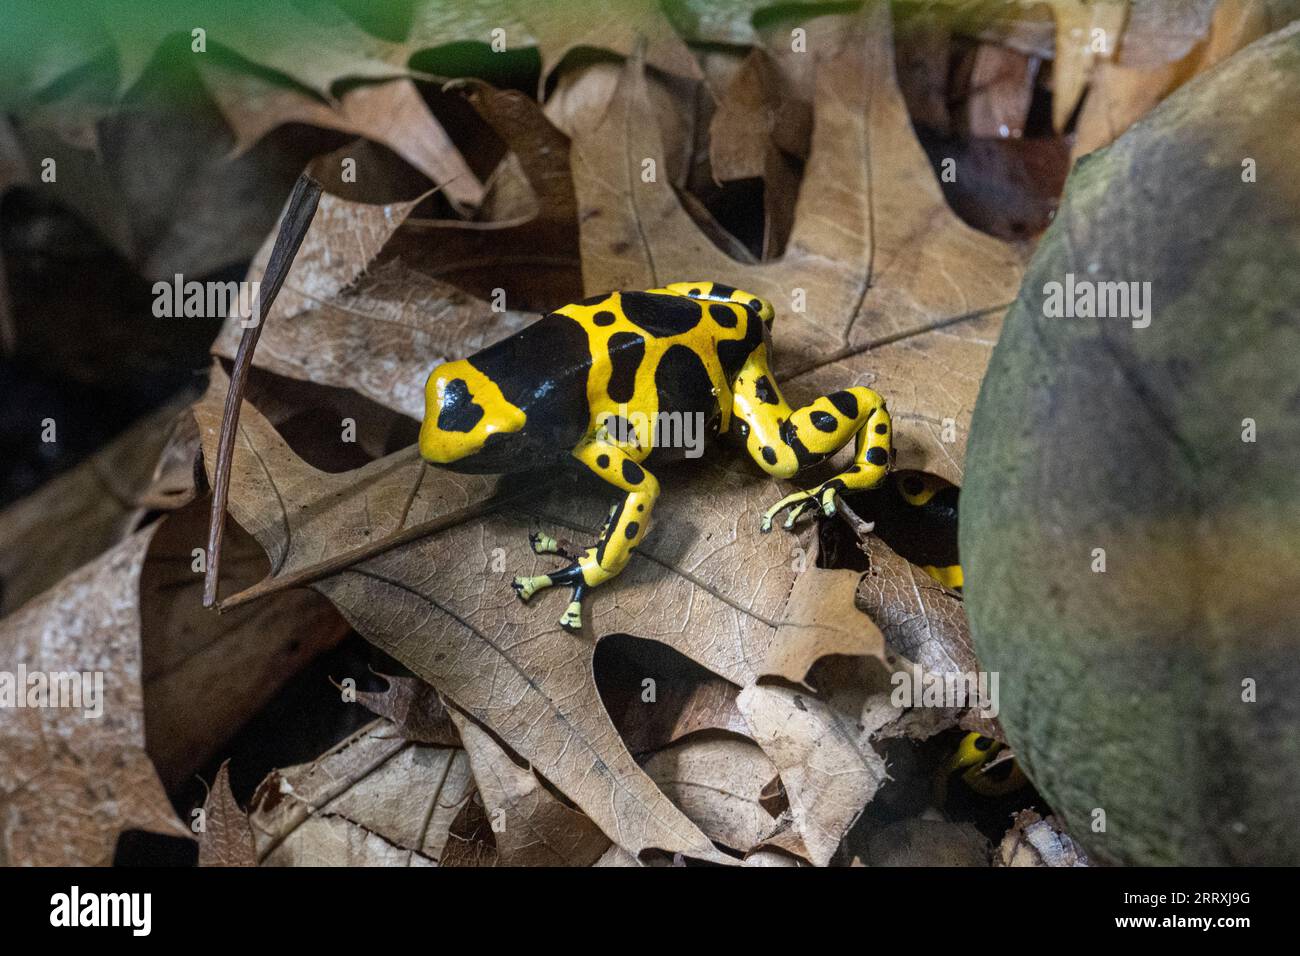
[419,281,893,631]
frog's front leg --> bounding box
[512,439,659,632]
[731,352,892,532]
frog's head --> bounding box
[420,359,526,468]
[665,281,775,327]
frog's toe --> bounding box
[761,490,809,532]
[818,486,839,518]
[529,531,563,556]
[558,599,583,632]
[512,574,552,602]
[782,497,819,529]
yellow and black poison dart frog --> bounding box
[419,282,892,632]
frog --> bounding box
[938,732,1029,801]
[419,281,893,632]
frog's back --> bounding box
[556,285,768,457]
[421,283,773,471]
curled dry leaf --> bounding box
[199,65,484,212]
[250,719,472,866]
[447,710,609,866]
[738,681,891,867]
[851,530,975,677]
[198,761,257,867]
[1074,0,1300,159]
[996,810,1090,867]
[0,527,188,865]
[355,673,461,746]
[641,735,780,854]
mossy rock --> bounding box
[961,22,1300,865]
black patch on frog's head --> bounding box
[754,375,778,405]
[466,312,593,463]
[620,291,703,337]
[606,331,645,403]
[437,379,484,433]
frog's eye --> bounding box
[974,736,995,751]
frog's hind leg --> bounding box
[512,439,658,632]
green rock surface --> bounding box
[961,22,1300,865]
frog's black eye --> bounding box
[974,736,994,751]
[745,300,762,313]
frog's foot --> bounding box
[760,483,840,533]
[511,573,553,602]
[528,531,568,557]
[547,565,589,632]
[558,595,584,633]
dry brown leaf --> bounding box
[198,761,257,867]
[1116,0,1219,67]
[1074,0,1300,158]
[851,530,975,676]
[738,681,890,867]
[448,710,609,865]
[1038,1,1129,132]
[438,793,501,866]
[761,561,885,686]
[708,49,800,257]
[0,528,189,865]
[200,67,484,212]
[0,399,196,617]
[641,735,780,854]
[250,719,472,865]
[355,673,461,746]
[398,0,702,88]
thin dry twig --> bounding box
[203,173,323,609]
